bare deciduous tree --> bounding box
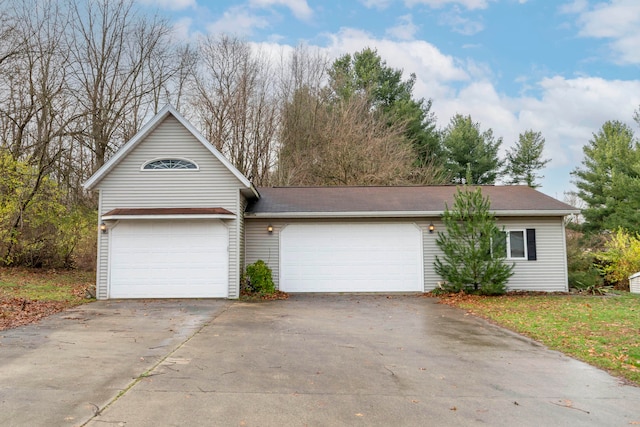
[277,88,415,186]
[273,45,328,185]
[0,0,77,262]
[66,0,175,170]
[274,45,448,186]
[315,94,415,185]
[190,35,278,185]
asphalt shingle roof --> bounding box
[246,186,577,216]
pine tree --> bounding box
[442,114,503,184]
[571,120,640,233]
[328,48,443,170]
[504,130,550,188]
[434,186,514,295]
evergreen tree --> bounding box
[572,120,640,233]
[504,130,550,188]
[442,114,503,184]
[434,186,514,295]
[328,48,443,167]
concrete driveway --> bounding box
[1,295,639,426]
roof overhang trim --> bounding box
[245,209,579,219]
[101,207,236,221]
[102,214,235,220]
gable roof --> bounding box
[83,104,258,197]
[246,186,579,218]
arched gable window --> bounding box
[142,158,198,170]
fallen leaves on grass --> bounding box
[0,267,94,331]
[0,298,68,330]
[434,292,479,307]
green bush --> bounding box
[56,206,97,269]
[595,228,640,290]
[565,228,604,290]
[568,268,603,290]
[244,260,275,294]
[0,152,98,269]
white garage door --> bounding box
[109,220,228,298]
[280,223,423,292]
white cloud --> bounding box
[438,7,485,35]
[207,6,270,36]
[386,14,419,40]
[253,28,640,196]
[405,0,493,10]
[434,75,640,194]
[576,0,640,38]
[172,17,194,42]
[360,0,495,8]
[323,28,469,100]
[558,0,588,14]
[435,81,517,140]
[137,0,196,11]
[565,0,640,64]
[249,0,313,20]
[360,0,394,9]
[205,0,313,38]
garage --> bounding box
[109,219,229,298]
[279,223,423,293]
[85,107,576,299]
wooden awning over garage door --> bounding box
[102,207,235,220]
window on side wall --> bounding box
[501,229,537,261]
[506,230,526,259]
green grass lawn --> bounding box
[442,292,640,386]
[0,268,94,330]
[0,268,94,301]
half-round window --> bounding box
[142,159,198,170]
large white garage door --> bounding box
[109,220,228,298]
[280,223,423,292]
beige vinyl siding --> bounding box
[227,218,240,299]
[99,116,241,210]
[246,216,568,293]
[96,192,109,300]
[238,195,248,284]
[95,116,246,299]
[422,219,444,291]
[497,217,568,292]
[229,195,249,298]
[424,216,568,292]
[245,218,281,287]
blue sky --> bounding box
[139,0,640,200]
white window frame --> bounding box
[141,157,199,171]
[504,229,527,260]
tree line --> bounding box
[0,0,550,268]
